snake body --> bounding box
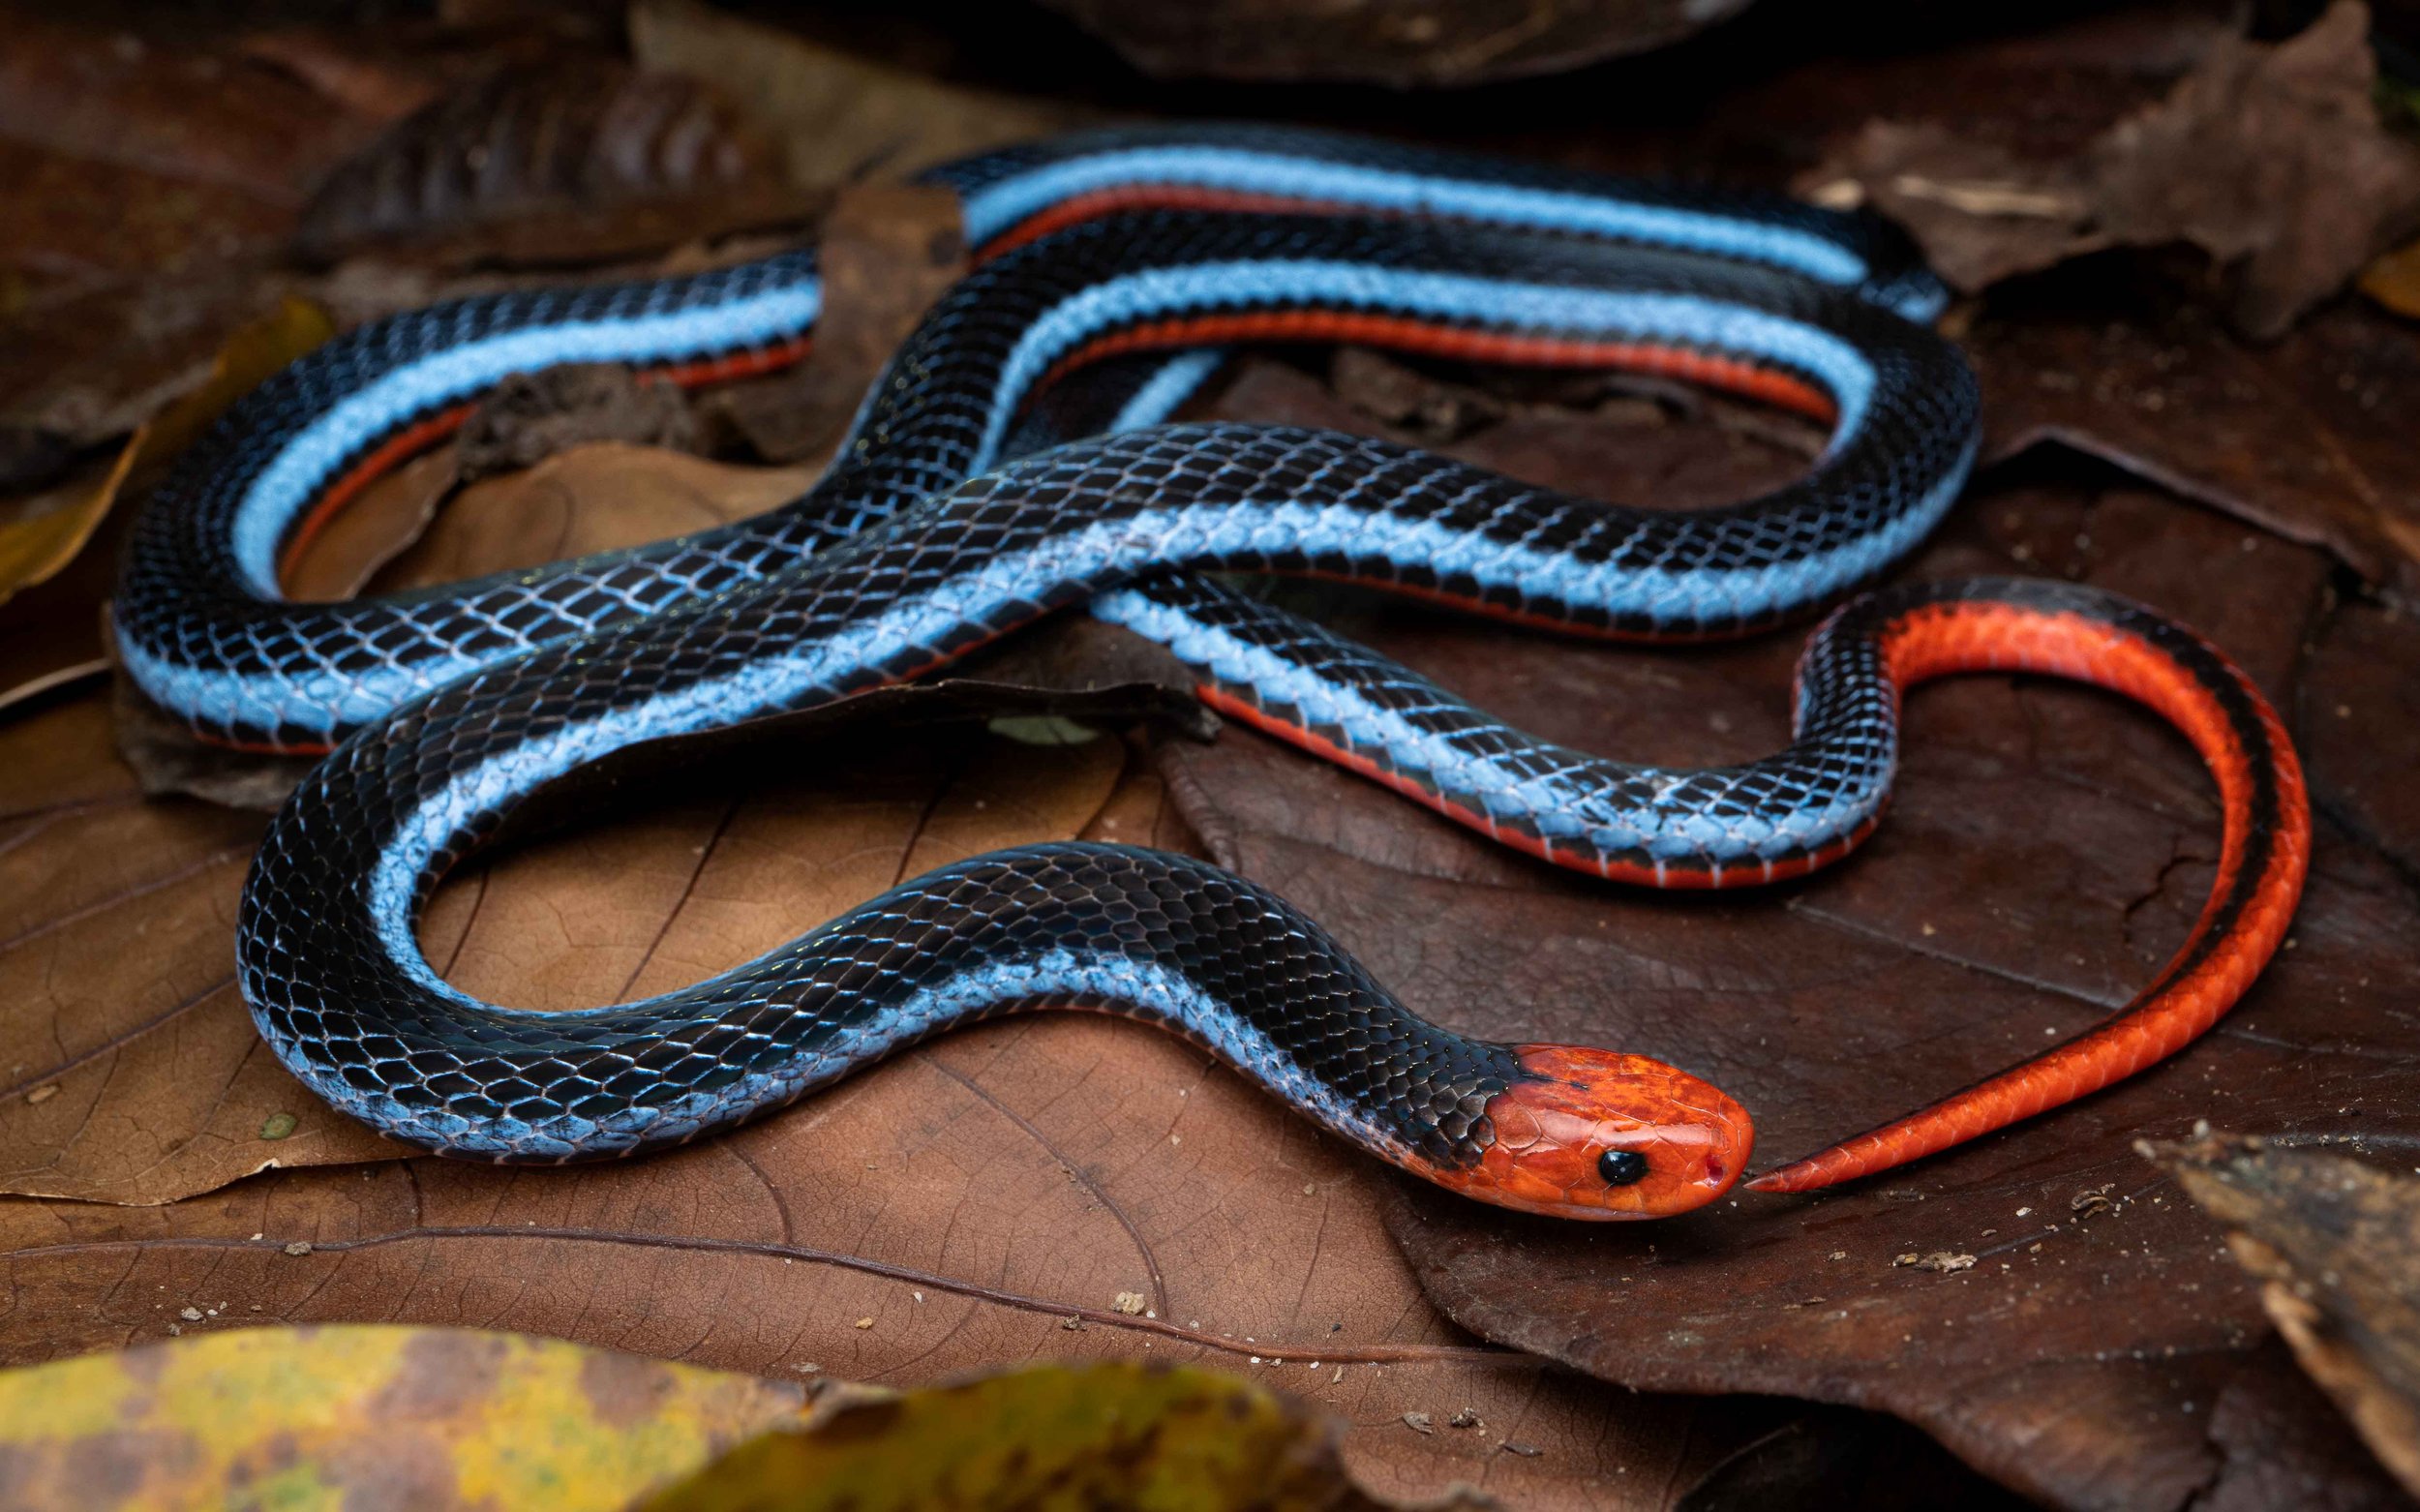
[119,128,2309,1219]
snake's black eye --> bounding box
[1597,1148,1649,1187]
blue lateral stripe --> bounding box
[228,277,824,597]
[320,948,1399,1161]
[1108,349,1229,433]
[159,260,1880,740]
[118,625,506,738]
[979,262,1873,475]
[957,146,1870,291]
[1088,588,1893,865]
[368,454,1969,996]
[218,150,1921,604]
[160,406,1966,749]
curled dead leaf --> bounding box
[1824,2,2420,336]
[708,183,967,467]
[2144,1132,2420,1498]
[629,0,1076,187]
[0,297,330,613]
[294,58,801,266]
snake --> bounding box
[115,127,2311,1220]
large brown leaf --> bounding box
[1142,361,2420,1509]
[1973,296,2420,594]
[0,697,355,1201]
[7,380,2015,1511]
[0,694,1149,1204]
[0,742,1878,1506]
[2300,599,2420,879]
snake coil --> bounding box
[117,127,2308,1219]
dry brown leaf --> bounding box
[0,697,399,1201]
[1973,296,2420,592]
[708,184,967,467]
[0,469,122,619]
[1823,1,2420,337]
[1030,0,1750,87]
[280,448,468,604]
[2145,1134,2420,1499]
[292,57,805,267]
[418,727,1125,1018]
[0,688,1153,1205]
[363,442,820,594]
[627,0,1080,188]
[0,297,332,618]
[0,468,122,717]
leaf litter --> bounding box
[7,0,2420,1506]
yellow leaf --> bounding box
[646,1360,1410,1512]
[2359,236,2420,320]
[0,296,333,606]
[0,1325,807,1510]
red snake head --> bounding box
[1425,1045,1752,1219]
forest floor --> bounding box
[4,2,2419,1507]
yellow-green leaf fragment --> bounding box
[0,1325,807,1511]
[0,296,333,607]
[986,713,1102,746]
[2359,236,2420,319]
[646,1359,1399,1512]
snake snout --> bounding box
[1428,1044,1752,1220]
